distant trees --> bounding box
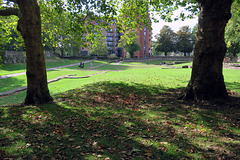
[153,25,176,56]
[225,1,240,58]
[153,25,195,56]
[176,26,194,56]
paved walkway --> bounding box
[0,60,122,97]
[0,71,108,97]
[0,59,94,80]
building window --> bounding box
[107,37,113,41]
[144,32,146,36]
[107,42,113,46]
[144,27,146,32]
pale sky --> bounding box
[151,9,198,41]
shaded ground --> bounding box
[0,82,239,159]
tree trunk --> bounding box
[180,0,233,102]
[164,52,167,56]
[17,0,53,105]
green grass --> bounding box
[0,69,101,93]
[0,60,239,159]
[0,80,239,159]
[0,57,85,76]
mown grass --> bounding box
[0,81,239,159]
[0,60,109,93]
[0,60,239,159]
[0,70,101,93]
[0,57,84,76]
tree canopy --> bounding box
[225,1,240,57]
[1,0,239,104]
[153,25,176,56]
[176,26,194,56]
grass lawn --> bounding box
[0,60,239,159]
[0,57,85,76]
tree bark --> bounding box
[17,0,53,105]
[180,0,233,102]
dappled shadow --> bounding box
[0,104,188,159]
[0,81,239,159]
[225,82,240,95]
[0,63,26,72]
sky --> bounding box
[151,9,199,41]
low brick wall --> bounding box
[2,51,53,64]
[123,56,194,62]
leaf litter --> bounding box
[0,81,239,159]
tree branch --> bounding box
[0,7,19,17]
[9,0,17,2]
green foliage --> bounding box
[117,0,150,32]
[90,37,108,56]
[118,30,141,58]
[108,53,117,59]
[150,0,199,22]
[153,25,177,56]
[0,15,23,51]
[176,26,194,56]
[225,1,240,57]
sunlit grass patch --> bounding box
[0,79,239,159]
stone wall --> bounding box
[2,51,53,64]
[123,56,194,62]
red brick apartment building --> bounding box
[80,21,152,58]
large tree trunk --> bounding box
[17,0,53,105]
[180,0,233,102]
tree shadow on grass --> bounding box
[0,81,239,159]
[225,82,240,94]
[0,63,26,72]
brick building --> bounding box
[80,21,152,58]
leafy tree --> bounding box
[0,0,237,104]
[150,0,234,101]
[0,0,118,105]
[225,1,240,57]
[191,24,198,47]
[176,26,193,56]
[118,30,141,58]
[154,25,177,56]
[90,37,108,56]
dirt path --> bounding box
[0,60,113,97]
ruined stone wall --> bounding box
[2,51,52,64]
[123,56,194,62]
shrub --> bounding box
[109,54,117,59]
